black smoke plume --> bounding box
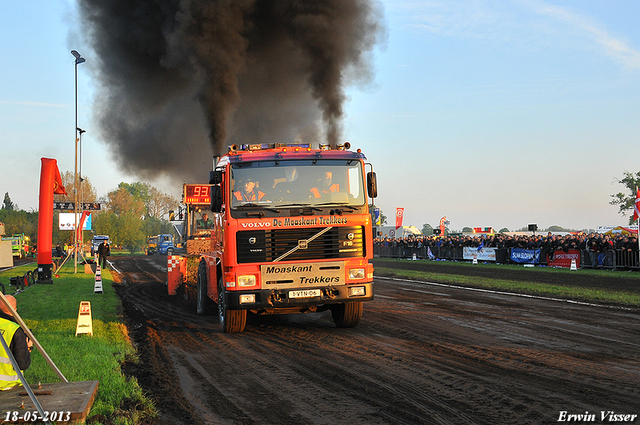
[78,0,384,182]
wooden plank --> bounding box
[0,381,98,424]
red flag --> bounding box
[53,163,67,195]
[395,207,404,230]
[633,188,640,222]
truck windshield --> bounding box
[230,160,365,210]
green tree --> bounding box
[146,186,179,220]
[2,193,15,211]
[97,188,144,252]
[610,171,640,224]
[141,216,173,237]
[0,209,37,239]
[421,223,433,235]
[375,209,387,226]
[55,171,98,204]
[116,213,146,252]
[106,187,146,217]
[547,225,568,232]
[499,227,509,233]
[0,203,38,252]
[119,182,151,204]
[93,210,118,238]
[95,183,176,252]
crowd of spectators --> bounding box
[374,232,639,255]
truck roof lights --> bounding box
[227,142,356,155]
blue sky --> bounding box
[2,0,640,232]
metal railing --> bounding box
[373,245,640,270]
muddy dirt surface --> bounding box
[111,255,640,425]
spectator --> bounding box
[0,295,32,391]
[97,240,110,269]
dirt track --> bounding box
[111,255,640,425]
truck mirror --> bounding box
[367,171,378,199]
[209,170,223,185]
[211,185,223,212]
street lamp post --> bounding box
[71,50,85,273]
[77,127,86,262]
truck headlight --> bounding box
[348,268,365,280]
[237,275,256,287]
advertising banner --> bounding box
[547,249,580,268]
[463,247,496,261]
[510,248,540,264]
[59,213,92,231]
[395,207,404,230]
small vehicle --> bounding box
[92,235,110,256]
[146,234,174,255]
[156,234,174,255]
[146,236,158,255]
[5,234,29,259]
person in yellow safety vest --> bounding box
[0,295,32,391]
[234,178,266,202]
[310,171,340,198]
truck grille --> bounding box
[236,226,365,264]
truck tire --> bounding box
[218,276,246,333]
[196,260,211,315]
[331,301,363,328]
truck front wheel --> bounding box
[331,301,363,328]
[218,277,246,333]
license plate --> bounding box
[289,289,322,299]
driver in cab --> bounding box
[310,171,340,198]
[197,213,213,229]
[234,178,266,202]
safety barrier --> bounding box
[5,269,39,292]
[374,245,640,270]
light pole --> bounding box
[71,50,85,273]
[77,127,86,260]
[77,127,86,183]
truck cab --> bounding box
[146,236,158,255]
[6,234,29,259]
[156,234,174,255]
[169,142,378,333]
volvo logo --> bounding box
[347,233,354,241]
[248,237,257,245]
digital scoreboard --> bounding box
[184,184,211,205]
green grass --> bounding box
[0,262,156,425]
[373,258,640,307]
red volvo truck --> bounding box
[168,142,378,332]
